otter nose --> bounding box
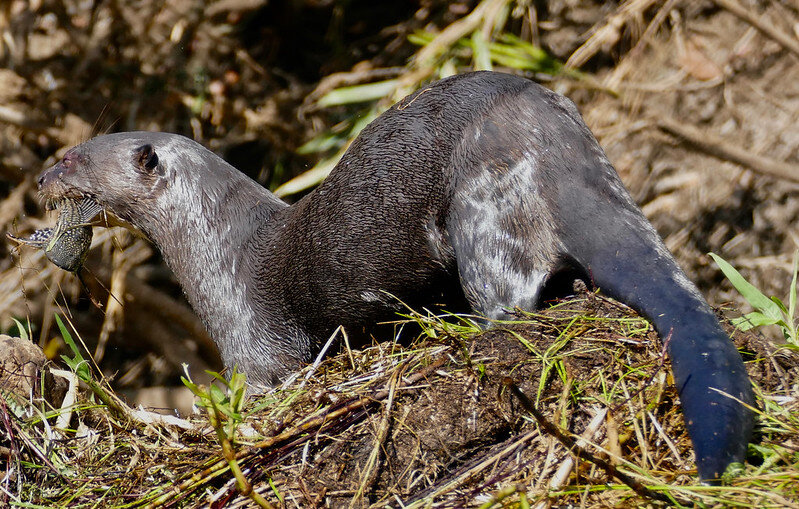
[37,170,53,190]
[37,165,61,190]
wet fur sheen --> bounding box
[37,72,753,480]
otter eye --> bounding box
[134,144,159,173]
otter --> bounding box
[25,71,752,481]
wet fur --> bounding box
[36,72,753,480]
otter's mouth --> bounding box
[43,194,87,211]
[7,196,102,272]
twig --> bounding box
[250,358,445,453]
[407,429,540,504]
[545,408,608,494]
[1,399,68,481]
[300,325,343,389]
[503,378,675,503]
[712,0,799,59]
[351,364,402,507]
[611,329,672,414]
[148,357,447,507]
[656,117,799,184]
[396,0,510,96]
[566,0,660,69]
[605,0,682,89]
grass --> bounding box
[2,293,797,507]
[711,252,799,350]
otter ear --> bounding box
[133,144,162,174]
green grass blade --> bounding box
[731,317,755,331]
[318,80,398,107]
[709,253,781,319]
[55,314,91,382]
[11,317,29,342]
[408,30,435,47]
[297,132,344,155]
[734,312,780,328]
[770,296,788,314]
[790,251,798,322]
[471,31,492,71]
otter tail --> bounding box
[559,174,754,481]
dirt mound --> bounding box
[6,293,796,507]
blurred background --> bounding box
[1,0,797,401]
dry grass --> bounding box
[2,294,798,507]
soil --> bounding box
[207,295,794,507]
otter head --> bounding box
[37,132,176,233]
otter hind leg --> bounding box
[457,251,549,321]
[446,186,562,321]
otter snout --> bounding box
[37,164,72,203]
[37,165,60,190]
[38,151,84,193]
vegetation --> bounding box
[711,252,799,350]
[3,294,795,507]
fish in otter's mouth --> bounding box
[7,197,102,272]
